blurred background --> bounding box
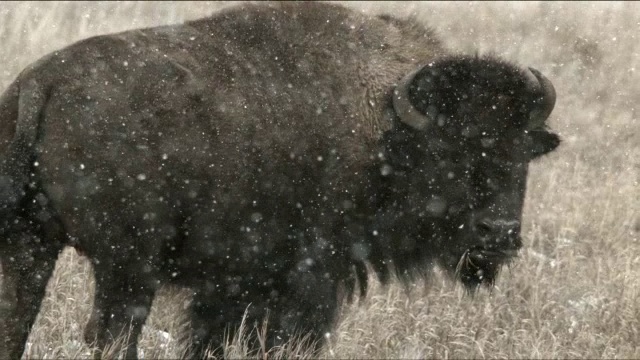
[0,2,638,358]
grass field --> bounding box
[1,1,639,358]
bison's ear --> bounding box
[526,130,561,159]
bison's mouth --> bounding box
[454,246,519,289]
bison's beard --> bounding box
[364,213,520,291]
[453,247,518,290]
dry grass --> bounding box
[1,1,638,358]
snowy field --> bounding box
[1,1,638,358]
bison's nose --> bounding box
[474,218,522,250]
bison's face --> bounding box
[379,56,560,290]
[430,139,545,289]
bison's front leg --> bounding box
[84,260,157,359]
[0,228,63,359]
[184,266,342,358]
[186,274,339,359]
[274,263,342,352]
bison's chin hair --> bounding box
[365,235,518,293]
[452,247,519,292]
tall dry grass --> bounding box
[0,1,638,358]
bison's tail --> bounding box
[0,78,47,218]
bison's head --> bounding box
[370,56,560,291]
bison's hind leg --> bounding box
[84,251,160,359]
[0,218,65,359]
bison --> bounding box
[0,2,560,358]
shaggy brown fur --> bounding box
[0,2,559,358]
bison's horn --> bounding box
[393,66,435,131]
[524,67,556,130]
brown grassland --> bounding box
[1,1,639,358]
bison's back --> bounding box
[10,2,443,276]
